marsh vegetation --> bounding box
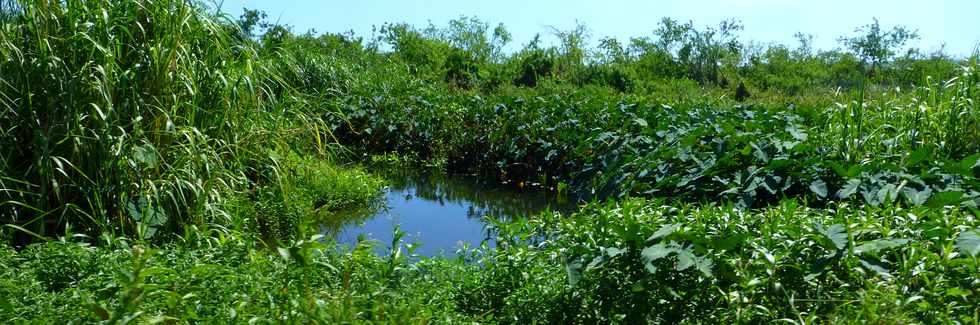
[0,1,978,323]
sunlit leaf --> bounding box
[809,179,828,198]
[646,223,681,243]
[901,187,931,206]
[854,238,909,255]
[955,229,980,258]
[836,179,861,199]
[815,223,847,250]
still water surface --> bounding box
[321,171,574,256]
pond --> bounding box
[319,170,576,257]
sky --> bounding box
[213,0,980,57]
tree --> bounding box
[238,7,267,39]
[490,23,512,63]
[261,24,292,50]
[597,37,627,64]
[379,23,450,79]
[513,34,556,87]
[793,32,815,57]
[838,18,919,77]
[549,21,591,77]
[438,16,492,61]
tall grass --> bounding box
[823,58,980,160]
[0,0,341,242]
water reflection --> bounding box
[319,170,575,257]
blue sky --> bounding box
[214,0,979,56]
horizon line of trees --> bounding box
[238,7,976,97]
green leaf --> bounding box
[906,146,933,166]
[586,255,606,270]
[787,126,808,141]
[805,254,837,281]
[901,187,932,206]
[694,257,714,277]
[830,162,849,177]
[762,175,781,194]
[946,153,980,176]
[815,223,847,250]
[854,238,909,255]
[125,196,168,234]
[752,143,770,163]
[603,247,627,258]
[606,247,629,257]
[277,247,291,261]
[675,248,695,270]
[955,229,980,258]
[926,191,964,208]
[141,226,158,239]
[809,179,828,198]
[126,198,144,222]
[633,117,648,128]
[565,259,583,286]
[830,163,861,178]
[859,258,892,277]
[876,184,899,204]
[836,179,861,199]
[646,223,681,243]
[675,249,714,277]
[641,243,674,274]
[960,153,980,172]
[133,144,158,168]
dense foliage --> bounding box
[1,0,978,323]
[1,201,976,323]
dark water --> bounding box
[320,170,575,257]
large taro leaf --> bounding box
[956,229,980,258]
[901,187,932,206]
[836,179,861,199]
[641,243,673,274]
[645,223,681,243]
[859,258,894,278]
[876,184,900,205]
[586,247,628,270]
[132,143,159,169]
[809,179,828,198]
[641,242,713,277]
[805,253,840,281]
[906,146,933,167]
[814,223,847,251]
[675,247,714,277]
[927,191,964,208]
[853,238,909,255]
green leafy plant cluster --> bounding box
[0,231,479,323]
[456,200,980,323]
[2,201,977,323]
[321,64,980,207]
